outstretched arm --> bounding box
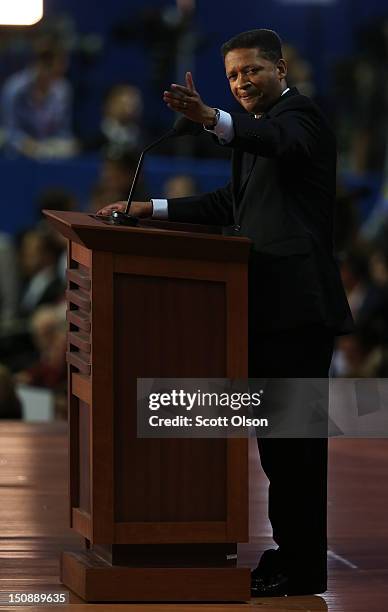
[95,185,234,227]
[163,74,322,159]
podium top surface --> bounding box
[43,210,251,263]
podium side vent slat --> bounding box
[67,269,91,291]
[66,288,91,312]
[67,260,91,376]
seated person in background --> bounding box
[1,232,64,374]
[334,323,388,377]
[37,188,78,281]
[1,38,78,159]
[18,229,64,318]
[163,174,198,199]
[14,304,66,391]
[99,149,149,202]
[87,181,123,214]
[0,364,22,419]
[84,84,147,155]
[0,233,19,328]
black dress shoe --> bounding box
[251,549,288,597]
[251,570,289,597]
[251,549,327,597]
[251,571,326,597]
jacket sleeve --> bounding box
[228,108,322,158]
[168,182,234,226]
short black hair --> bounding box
[221,29,283,63]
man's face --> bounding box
[224,47,287,114]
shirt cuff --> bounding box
[151,198,168,219]
[204,109,234,144]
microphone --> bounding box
[109,116,203,226]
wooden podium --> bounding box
[44,210,252,602]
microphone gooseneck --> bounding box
[123,130,175,216]
[109,116,202,226]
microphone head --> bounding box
[172,115,203,137]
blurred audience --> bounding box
[36,188,77,281]
[15,304,67,391]
[112,0,201,91]
[334,183,363,252]
[98,149,149,203]
[0,233,19,328]
[18,229,64,318]
[283,44,315,99]
[38,187,77,217]
[88,181,119,214]
[334,238,388,377]
[84,84,147,155]
[332,18,388,175]
[360,153,388,242]
[335,327,388,378]
[339,247,373,322]
[0,364,22,419]
[1,37,78,159]
[163,174,198,198]
[0,219,67,419]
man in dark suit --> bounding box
[97,29,352,597]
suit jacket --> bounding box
[168,88,353,334]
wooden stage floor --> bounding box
[0,422,387,611]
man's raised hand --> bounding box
[163,71,216,126]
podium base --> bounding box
[61,551,250,602]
